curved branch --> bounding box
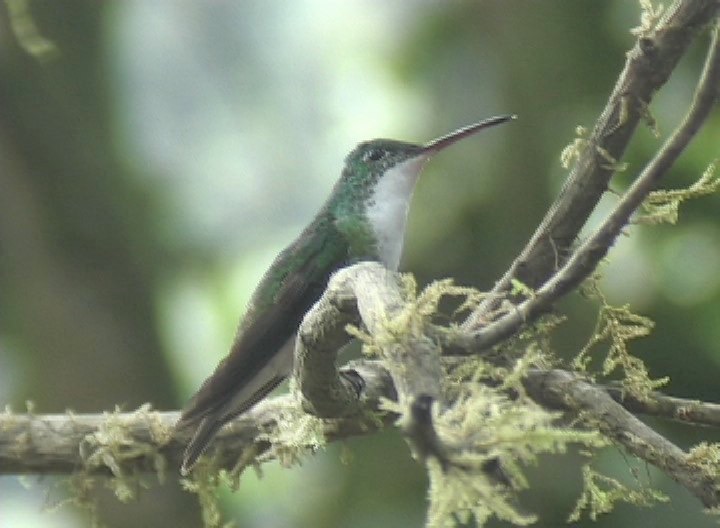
[295,262,442,416]
[295,262,446,464]
[292,268,362,418]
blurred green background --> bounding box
[1,1,719,527]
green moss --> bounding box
[631,0,665,37]
[266,408,327,468]
[687,442,720,479]
[181,464,236,528]
[568,464,668,522]
[44,405,174,526]
[426,382,605,527]
[638,161,719,225]
[559,126,590,170]
[78,404,170,501]
[574,284,668,400]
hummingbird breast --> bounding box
[364,156,427,270]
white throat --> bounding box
[365,156,428,270]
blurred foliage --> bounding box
[0,1,719,527]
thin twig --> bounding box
[605,385,720,428]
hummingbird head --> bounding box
[342,113,517,191]
[333,114,516,269]
[345,139,426,181]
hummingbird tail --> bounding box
[180,416,223,476]
[178,373,287,475]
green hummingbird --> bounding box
[177,114,516,474]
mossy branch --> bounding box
[293,262,442,421]
[5,362,720,510]
[0,389,394,478]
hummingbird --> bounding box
[177,114,516,474]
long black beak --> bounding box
[422,114,516,153]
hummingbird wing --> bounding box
[178,215,348,472]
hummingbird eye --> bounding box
[363,148,385,162]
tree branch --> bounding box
[6,361,720,513]
[464,0,720,330]
[456,17,720,353]
[604,384,720,428]
[523,369,720,509]
[0,363,396,477]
